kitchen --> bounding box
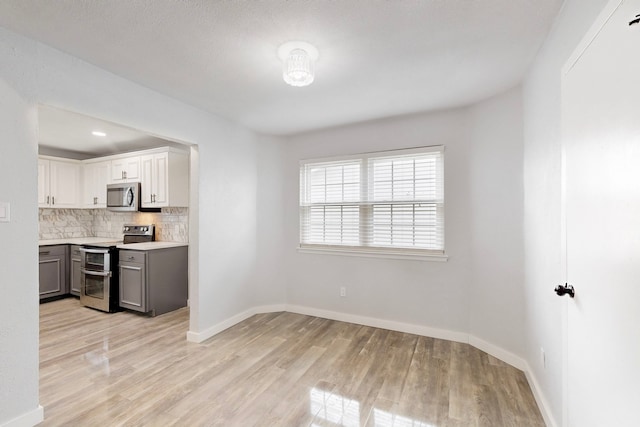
[37,105,191,317]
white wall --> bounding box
[283,88,525,351]
[253,135,287,308]
[522,0,609,424]
[0,25,275,425]
[468,88,525,356]
[0,76,40,426]
[0,1,614,422]
[284,108,471,335]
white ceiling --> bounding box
[0,0,563,137]
[38,106,183,158]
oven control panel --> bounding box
[123,224,155,236]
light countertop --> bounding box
[39,237,122,246]
[117,241,188,250]
[39,238,187,250]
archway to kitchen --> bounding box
[36,104,200,341]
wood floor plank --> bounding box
[38,298,546,426]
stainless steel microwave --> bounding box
[106,182,140,212]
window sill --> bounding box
[297,246,448,262]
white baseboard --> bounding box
[523,364,558,427]
[468,335,527,371]
[1,405,43,427]
[186,303,556,426]
[468,336,557,426]
[186,304,286,343]
[285,304,469,344]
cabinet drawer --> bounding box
[70,245,82,257]
[120,250,146,264]
[39,245,67,257]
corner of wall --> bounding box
[0,406,43,427]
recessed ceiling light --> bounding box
[92,131,107,137]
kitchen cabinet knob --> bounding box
[46,196,50,204]
[52,196,55,205]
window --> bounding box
[299,146,445,259]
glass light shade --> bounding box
[283,48,314,87]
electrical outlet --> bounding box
[340,286,346,297]
[540,347,546,369]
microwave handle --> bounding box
[127,187,134,206]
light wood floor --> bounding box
[39,298,545,426]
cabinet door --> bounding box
[152,153,169,206]
[83,161,110,207]
[39,246,67,299]
[119,262,146,312]
[69,246,82,296]
[141,153,169,207]
[140,155,155,206]
[49,160,80,208]
[112,157,140,182]
[38,159,50,207]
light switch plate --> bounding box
[0,202,10,222]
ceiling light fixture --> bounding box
[278,41,319,87]
[92,131,107,137]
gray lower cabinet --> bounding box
[69,245,82,296]
[119,246,188,316]
[119,251,147,312]
[39,245,68,299]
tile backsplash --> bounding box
[39,208,189,242]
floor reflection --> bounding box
[372,408,435,427]
[310,387,360,426]
[310,387,435,427]
[83,337,110,375]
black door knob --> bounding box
[554,283,575,298]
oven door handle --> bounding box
[80,247,110,254]
[81,269,112,277]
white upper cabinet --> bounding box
[38,148,188,210]
[111,156,141,183]
[38,157,81,208]
[140,150,189,208]
[82,160,111,208]
[37,159,50,207]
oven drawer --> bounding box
[120,250,146,264]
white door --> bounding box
[37,159,50,207]
[83,161,110,207]
[49,160,80,208]
[562,1,640,425]
[93,161,111,206]
[152,152,168,206]
[141,153,169,207]
[111,157,140,182]
[140,154,155,206]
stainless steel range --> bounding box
[79,224,155,312]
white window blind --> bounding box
[300,146,444,256]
